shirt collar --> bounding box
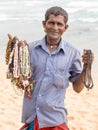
[57,39,67,54]
[34,37,46,48]
[34,36,67,54]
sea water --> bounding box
[0,0,98,22]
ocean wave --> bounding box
[0,0,98,23]
[67,1,98,8]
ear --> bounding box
[42,21,47,33]
[65,24,69,31]
[42,20,46,28]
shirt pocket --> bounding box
[52,69,69,88]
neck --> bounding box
[45,36,61,48]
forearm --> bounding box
[72,71,85,93]
[73,49,94,93]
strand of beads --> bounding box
[19,41,33,98]
[5,34,13,65]
[6,35,17,79]
[13,41,20,78]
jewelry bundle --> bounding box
[5,34,33,98]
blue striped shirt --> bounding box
[22,36,82,128]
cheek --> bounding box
[60,28,66,34]
[44,25,50,32]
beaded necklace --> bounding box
[5,34,33,98]
[13,41,20,78]
[20,41,31,78]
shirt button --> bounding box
[46,67,49,70]
[37,107,39,110]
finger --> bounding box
[83,49,87,54]
[8,33,13,40]
[24,40,27,45]
[12,36,19,43]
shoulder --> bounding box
[28,40,40,48]
[28,39,42,53]
[62,40,78,50]
[28,36,45,50]
[62,40,80,56]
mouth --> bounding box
[49,31,59,36]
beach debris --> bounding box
[5,34,33,98]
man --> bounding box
[19,6,94,130]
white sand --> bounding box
[0,63,98,130]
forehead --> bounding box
[48,14,65,22]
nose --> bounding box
[53,23,58,30]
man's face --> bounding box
[43,14,68,43]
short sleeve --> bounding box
[69,51,83,82]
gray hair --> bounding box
[45,6,68,24]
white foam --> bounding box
[67,1,98,8]
[0,0,98,23]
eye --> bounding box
[57,22,64,27]
[48,21,55,25]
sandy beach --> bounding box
[0,61,98,130]
[0,20,98,130]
